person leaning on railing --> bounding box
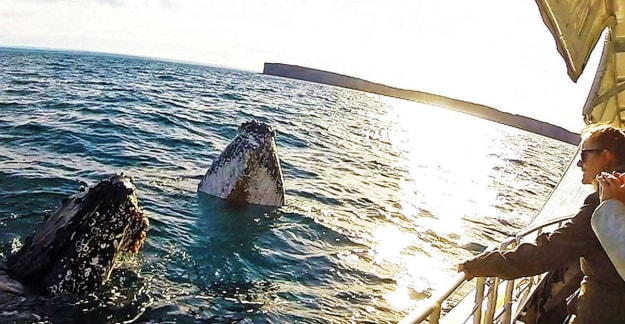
[458,124,625,324]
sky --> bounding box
[0,0,604,132]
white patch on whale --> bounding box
[198,120,285,207]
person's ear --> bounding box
[604,150,617,166]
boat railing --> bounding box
[399,218,570,324]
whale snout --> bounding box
[198,120,285,207]
[7,173,149,296]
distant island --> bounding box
[263,63,580,145]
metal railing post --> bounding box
[398,273,466,324]
[484,277,499,323]
[430,303,441,324]
[473,277,485,324]
[501,279,515,324]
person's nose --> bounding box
[577,159,583,167]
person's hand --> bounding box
[597,172,625,203]
[457,263,473,280]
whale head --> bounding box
[7,173,149,296]
[198,120,285,207]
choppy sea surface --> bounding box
[0,48,576,323]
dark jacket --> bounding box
[462,192,625,323]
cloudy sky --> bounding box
[0,0,603,132]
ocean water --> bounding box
[0,48,576,323]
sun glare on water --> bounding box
[367,96,513,310]
[382,97,502,233]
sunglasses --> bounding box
[580,148,604,162]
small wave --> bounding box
[7,71,42,78]
[281,161,319,178]
[287,189,345,206]
[158,98,188,109]
[10,79,44,86]
[257,87,278,94]
[84,80,116,86]
[156,74,182,82]
[0,102,21,108]
[219,92,245,101]
[4,89,39,96]
[505,158,527,166]
[9,121,49,135]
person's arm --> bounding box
[459,193,599,280]
[593,172,625,281]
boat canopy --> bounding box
[528,0,625,228]
[536,0,625,125]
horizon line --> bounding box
[0,45,256,73]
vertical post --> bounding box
[500,238,518,324]
[473,277,485,324]
[484,277,499,323]
[501,279,515,324]
[429,303,441,324]
[398,273,467,324]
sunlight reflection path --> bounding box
[372,97,519,310]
